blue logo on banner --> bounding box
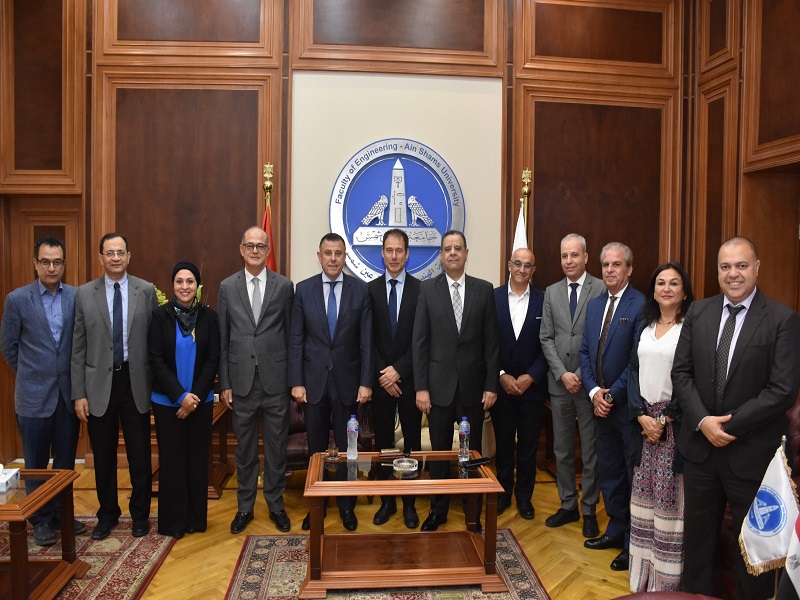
[330,138,466,282]
[746,486,787,537]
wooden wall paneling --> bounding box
[698,0,739,77]
[517,0,679,85]
[692,72,738,299]
[739,174,800,310]
[515,82,681,292]
[92,68,281,308]
[95,0,281,65]
[290,0,504,76]
[0,0,85,192]
[742,0,800,171]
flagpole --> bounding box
[521,168,531,228]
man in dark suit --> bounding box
[540,233,604,537]
[368,229,422,529]
[579,242,645,571]
[413,230,499,532]
[289,233,373,532]
[491,247,548,520]
[218,226,294,534]
[1,237,84,545]
[72,232,157,540]
[673,236,800,598]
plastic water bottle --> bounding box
[458,416,470,462]
[346,415,359,460]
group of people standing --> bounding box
[2,226,799,600]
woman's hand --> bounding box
[638,414,664,444]
[177,392,202,419]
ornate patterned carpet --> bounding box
[0,516,174,600]
[225,528,550,599]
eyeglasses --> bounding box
[241,243,268,252]
[36,259,64,268]
[509,260,535,270]
[102,250,128,258]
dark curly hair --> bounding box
[641,262,694,326]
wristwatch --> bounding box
[658,414,667,426]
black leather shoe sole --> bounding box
[230,512,254,534]
[269,510,291,532]
[91,518,119,541]
[373,503,397,525]
[132,520,151,537]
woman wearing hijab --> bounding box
[149,261,220,538]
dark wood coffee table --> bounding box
[0,469,90,600]
[300,450,506,598]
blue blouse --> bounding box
[151,320,214,407]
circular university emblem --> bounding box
[329,138,466,281]
[746,486,787,537]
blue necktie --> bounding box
[388,279,398,337]
[113,282,123,367]
[327,281,338,339]
[569,282,579,321]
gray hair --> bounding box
[600,242,633,267]
[560,233,587,253]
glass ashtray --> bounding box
[393,457,418,473]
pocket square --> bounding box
[618,317,630,324]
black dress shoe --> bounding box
[582,515,600,538]
[33,523,57,546]
[403,504,419,529]
[420,511,447,531]
[53,518,88,535]
[132,520,151,537]
[159,530,184,539]
[302,512,311,531]
[584,534,624,550]
[373,501,397,525]
[340,510,358,531]
[230,511,254,534]
[186,526,196,534]
[497,496,512,515]
[610,550,630,571]
[269,510,291,532]
[517,500,535,520]
[545,508,580,528]
[91,518,119,541]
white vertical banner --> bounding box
[290,72,503,284]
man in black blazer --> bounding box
[413,230,499,532]
[289,233,373,531]
[368,229,422,529]
[491,247,548,520]
[673,237,800,598]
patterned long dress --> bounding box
[629,323,684,592]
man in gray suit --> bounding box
[72,232,157,540]
[218,226,294,534]
[540,233,604,537]
[1,237,84,545]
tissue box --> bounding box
[0,468,20,492]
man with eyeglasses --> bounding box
[1,237,85,546]
[218,226,294,534]
[490,247,548,521]
[72,232,157,540]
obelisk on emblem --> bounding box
[389,159,407,226]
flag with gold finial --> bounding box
[512,198,528,252]
[262,164,277,271]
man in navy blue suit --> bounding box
[0,237,85,545]
[491,247,548,520]
[289,233,373,532]
[579,242,645,572]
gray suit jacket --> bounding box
[540,274,606,396]
[71,274,157,416]
[218,268,294,397]
[1,280,76,417]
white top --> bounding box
[637,321,682,404]
[508,283,530,339]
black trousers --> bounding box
[373,385,422,506]
[489,393,544,503]
[153,401,212,535]
[88,364,152,523]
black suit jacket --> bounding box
[412,273,499,406]
[148,304,220,403]
[672,289,800,480]
[494,283,548,403]
[368,272,420,388]
[288,273,373,404]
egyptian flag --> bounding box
[262,198,277,272]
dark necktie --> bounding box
[327,281,338,339]
[388,278,398,337]
[596,295,617,388]
[113,282,123,367]
[715,304,745,411]
[569,282,579,321]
